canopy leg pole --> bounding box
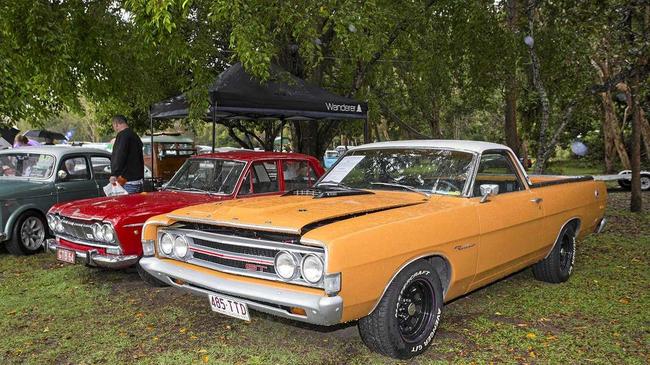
[149,108,155,183]
[364,119,370,144]
[211,99,216,153]
[279,119,284,152]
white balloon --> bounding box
[524,35,534,47]
[571,141,588,156]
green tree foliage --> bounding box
[0,0,191,132]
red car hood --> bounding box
[51,190,229,226]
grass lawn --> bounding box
[0,190,648,364]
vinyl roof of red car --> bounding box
[191,151,318,162]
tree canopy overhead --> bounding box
[1,1,648,182]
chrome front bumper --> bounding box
[45,238,139,269]
[595,218,607,234]
[139,257,343,326]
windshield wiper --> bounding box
[369,182,430,198]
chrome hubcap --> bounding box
[20,217,45,250]
[641,177,650,190]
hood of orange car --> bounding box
[166,191,427,234]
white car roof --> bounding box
[0,146,111,158]
[350,140,512,154]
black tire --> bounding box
[532,225,576,283]
[137,260,168,287]
[358,259,443,359]
[6,211,47,255]
[617,179,631,190]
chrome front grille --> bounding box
[162,226,325,288]
[57,217,118,247]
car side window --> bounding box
[238,161,279,196]
[91,156,111,180]
[60,156,90,181]
[473,151,523,196]
[282,160,317,191]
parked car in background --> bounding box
[0,146,112,255]
[139,140,607,359]
[45,151,325,285]
[142,132,197,182]
[323,150,340,169]
[617,169,650,191]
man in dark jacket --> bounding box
[110,115,144,194]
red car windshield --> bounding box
[165,158,246,195]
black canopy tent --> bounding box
[149,63,369,159]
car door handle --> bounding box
[530,197,543,204]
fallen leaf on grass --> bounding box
[190,335,198,340]
[179,327,187,334]
[526,333,537,340]
[202,354,209,364]
[6,310,16,315]
[529,351,536,358]
[43,327,49,333]
[135,312,144,318]
[618,297,630,304]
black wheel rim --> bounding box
[559,234,574,272]
[397,278,435,343]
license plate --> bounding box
[208,293,250,321]
[56,248,76,264]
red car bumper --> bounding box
[45,238,139,269]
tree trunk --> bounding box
[630,74,642,212]
[504,0,522,157]
[429,97,442,138]
[526,1,551,174]
[640,108,650,161]
[592,59,631,172]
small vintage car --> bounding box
[45,151,324,284]
[138,140,607,359]
[142,132,197,182]
[0,146,112,255]
[323,150,340,169]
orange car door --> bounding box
[469,150,544,291]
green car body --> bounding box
[0,146,112,254]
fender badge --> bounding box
[454,243,476,251]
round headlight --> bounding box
[160,233,174,255]
[92,223,104,241]
[274,251,299,280]
[55,216,64,233]
[102,224,115,243]
[301,254,324,284]
[46,214,56,230]
[173,235,189,258]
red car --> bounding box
[45,151,324,284]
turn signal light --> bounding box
[289,307,306,316]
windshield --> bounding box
[318,148,475,196]
[166,158,246,194]
[0,153,56,179]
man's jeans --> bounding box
[124,181,143,194]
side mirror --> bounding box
[57,170,68,181]
[479,184,499,203]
